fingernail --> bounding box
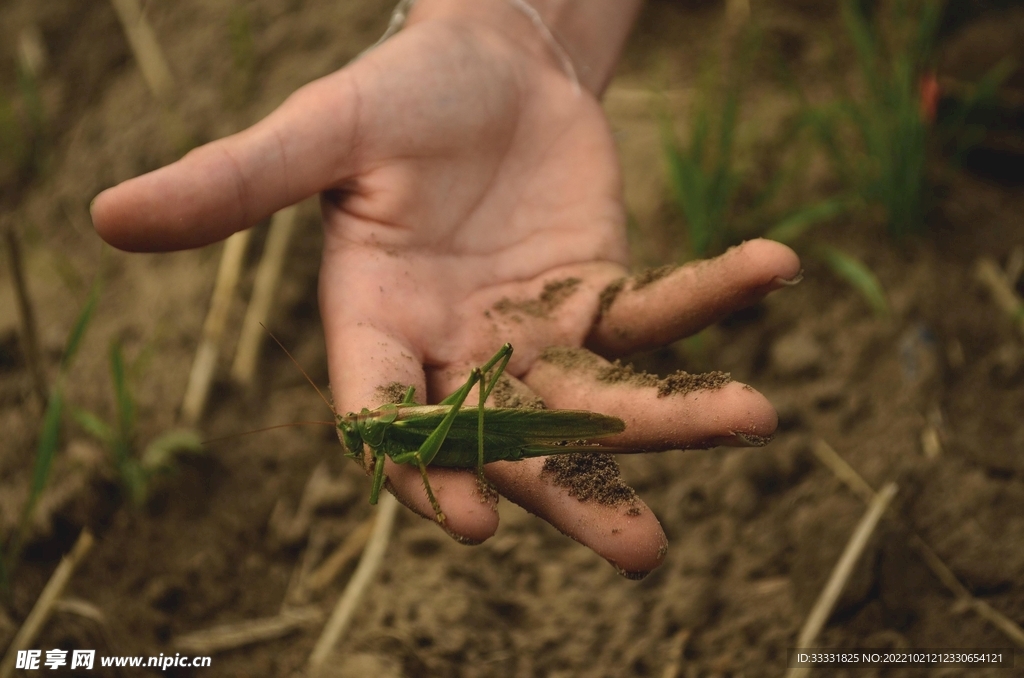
[771,271,804,288]
[610,563,651,580]
[446,531,484,546]
[730,431,774,447]
[706,431,775,448]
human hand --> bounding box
[91,1,801,577]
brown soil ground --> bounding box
[2,1,1023,676]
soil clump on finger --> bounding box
[542,452,639,508]
[598,265,679,316]
[539,346,731,397]
[489,375,546,410]
[376,381,411,405]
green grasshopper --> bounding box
[331,343,625,524]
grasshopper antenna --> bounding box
[261,323,336,413]
[203,421,335,445]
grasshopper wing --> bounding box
[392,406,624,443]
[384,406,626,467]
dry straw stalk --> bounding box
[0,531,94,678]
[107,0,175,102]
[180,230,252,425]
[975,257,1024,341]
[173,606,323,655]
[785,482,898,678]
[812,439,1024,650]
[230,206,298,386]
[308,493,400,674]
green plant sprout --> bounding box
[660,81,740,259]
[800,0,942,238]
[1,280,99,595]
[660,20,844,255]
[0,49,46,193]
[73,341,202,507]
[804,0,1011,238]
[764,0,1011,315]
[764,205,892,318]
[813,244,890,317]
[659,25,755,259]
[659,16,889,317]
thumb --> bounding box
[91,69,363,252]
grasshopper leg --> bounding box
[414,456,446,524]
[369,450,387,505]
[416,368,483,467]
[385,367,480,523]
[405,344,513,522]
[476,345,512,485]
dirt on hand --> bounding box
[492,277,582,320]
[597,264,679,317]
[541,452,639,509]
[489,374,546,410]
[376,381,410,405]
[539,345,731,397]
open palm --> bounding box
[92,16,800,576]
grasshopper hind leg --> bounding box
[405,344,513,523]
[475,345,512,492]
[370,448,446,524]
[414,456,446,524]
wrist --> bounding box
[408,0,576,89]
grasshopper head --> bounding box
[337,414,364,458]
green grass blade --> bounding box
[60,281,100,372]
[717,79,741,168]
[814,245,890,317]
[661,81,744,258]
[764,197,857,244]
[706,89,740,243]
[842,0,882,101]
[802,105,853,186]
[106,341,147,503]
[72,407,114,443]
[140,430,204,473]
[117,453,146,506]
[945,58,1016,159]
[910,0,941,69]
[109,341,135,443]
[689,101,710,166]
[662,123,711,257]
[13,385,64,561]
[663,140,695,214]
[29,388,63,503]
[5,269,100,583]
